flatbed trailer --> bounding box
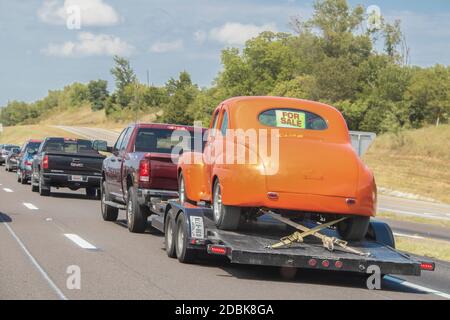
[148,200,435,277]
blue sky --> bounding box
[1,0,450,107]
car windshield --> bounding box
[135,128,202,153]
[258,108,328,130]
[43,138,96,154]
[27,142,41,151]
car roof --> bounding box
[132,123,205,132]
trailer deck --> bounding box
[149,200,434,277]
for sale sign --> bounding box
[275,110,306,129]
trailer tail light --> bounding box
[139,159,150,183]
[335,261,343,269]
[207,245,227,256]
[321,260,330,268]
[420,262,435,271]
[308,259,317,267]
[42,155,49,169]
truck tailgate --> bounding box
[46,152,104,175]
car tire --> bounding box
[17,170,21,183]
[337,216,370,241]
[39,174,50,196]
[126,187,148,233]
[212,180,241,231]
[178,172,188,204]
[20,172,27,185]
[101,180,118,222]
[175,213,196,263]
[86,187,97,198]
[165,211,177,258]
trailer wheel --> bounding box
[212,180,241,231]
[39,175,50,197]
[165,211,177,258]
[175,213,196,264]
[101,180,118,222]
[126,187,148,233]
[337,216,370,241]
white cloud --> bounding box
[42,32,134,57]
[38,0,120,27]
[209,22,277,45]
[193,30,207,43]
[149,40,184,53]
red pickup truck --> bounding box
[101,123,203,233]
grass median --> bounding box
[395,236,450,263]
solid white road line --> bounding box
[0,215,68,300]
[3,188,13,192]
[378,207,450,221]
[393,232,425,240]
[23,203,39,210]
[64,234,97,250]
[384,276,450,300]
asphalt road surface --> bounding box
[1,164,449,300]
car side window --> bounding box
[120,127,133,151]
[114,128,128,151]
[220,110,228,136]
[209,111,220,137]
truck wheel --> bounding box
[175,213,196,263]
[337,216,370,241]
[178,172,188,203]
[31,175,39,192]
[39,175,50,196]
[101,180,118,221]
[212,180,241,231]
[165,211,177,258]
[126,187,148,233]
[86,188,96,198]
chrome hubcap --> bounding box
[177,223,184,253]
[213,184,222,223]
[127,198,133,225]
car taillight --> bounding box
[25,160,32,166]
[42,155,49,169]
[139,159,150,183]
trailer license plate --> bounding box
[71,175,84,182]
[190,216,204,239]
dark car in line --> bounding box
[17,140,42,184]
[101,123,204,233]
[31,137,108,197]
[0,144,20,165]
[5,147,21,171]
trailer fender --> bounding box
[368,221,396,249]
[166,201,208,243]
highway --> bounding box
[1,168,449,300]
[1,125,449,300]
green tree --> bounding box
[110,56,137,107]
[87,80,109,111]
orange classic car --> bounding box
[178,96,377,241]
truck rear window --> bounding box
[258,108,328,130]
[135,128,201,153]
[43,139,96,154]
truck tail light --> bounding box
[139,159,150,183]
[42,155,49,169]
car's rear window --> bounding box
[135,128,202,153]
[4,145,19,151]
[258,108,328,130]
[43,139,96,154]
[26,142,41,151]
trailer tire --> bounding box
[165,211,177,258]
[175,213,196,264]
[212,180,241,231]
[101,180,118,222]
[126,187,148,233]
[337,216,370,241]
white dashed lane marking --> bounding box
[23,203,39,210]
[385,276,450,300]
[64,234,97,250]
[3,188,13,193]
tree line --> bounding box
[1,0,449,133]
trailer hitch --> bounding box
[261,210,370,257]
